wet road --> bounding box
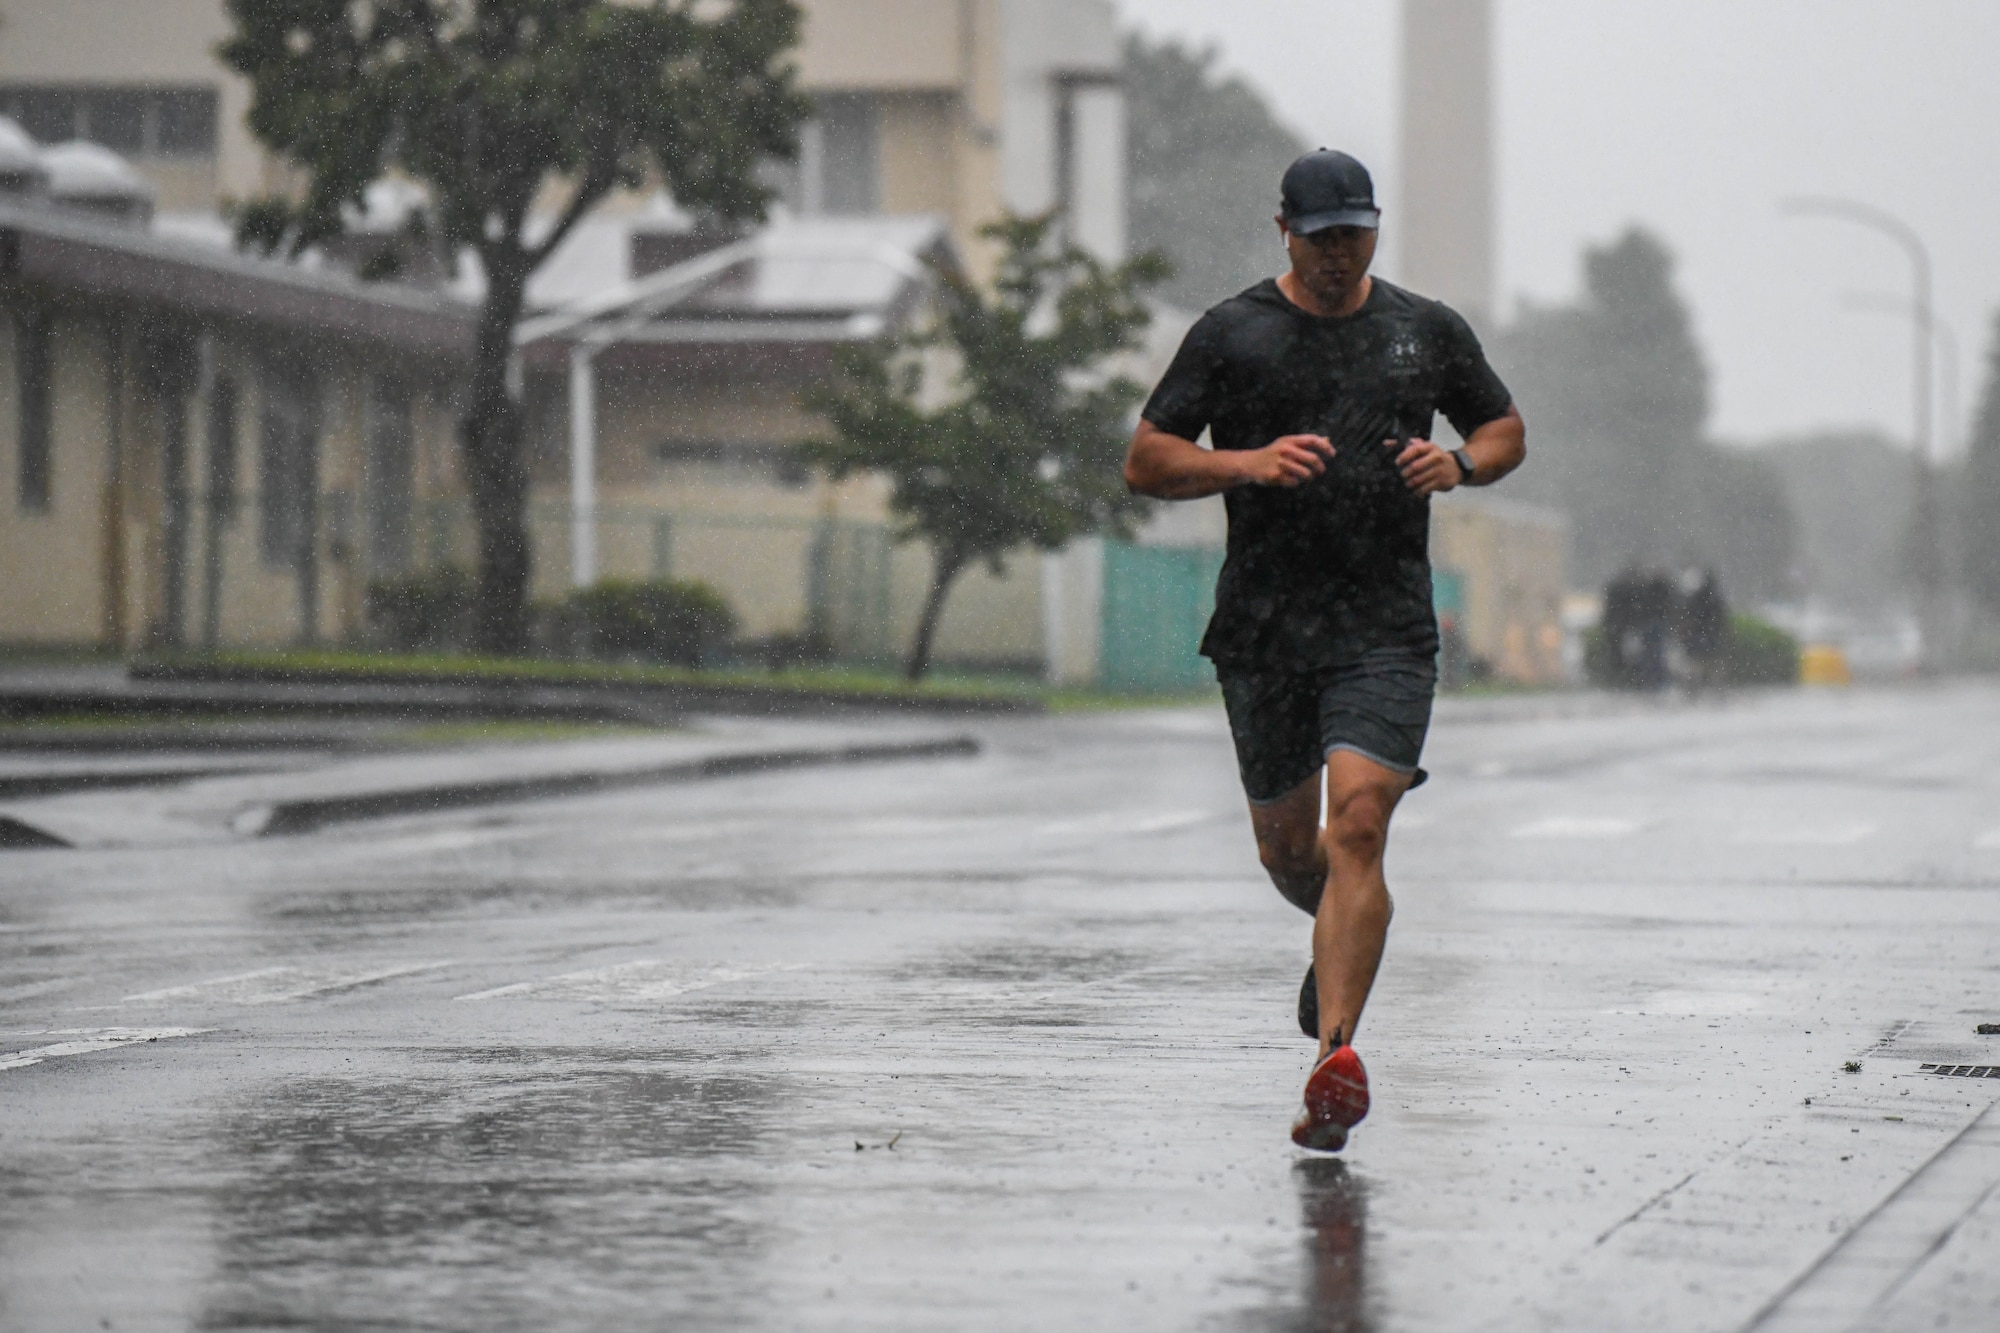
[4,683,2000,1331]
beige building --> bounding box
[1431,492,1569,685]
[0,196,471,650]
[0,0,1132,674]
[0,0,1128,274]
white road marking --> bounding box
[342,828,510,856]
[1509,816,1646,840]
[118,961,454,1006]
[813,815,1008,841]
[1735,822,1878,846]
[453,960,793,1005]
[1038,809,1217,838]
[1,1027,210,1072]
[1975,828,2000,849]
[1633,989,1767,1016]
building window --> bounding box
[258,361,320,570]
[776,94,880,217]
[654,438,812,489]
[819,95,880,215]
[363,376,415,576]
[0,85,218,160]
[14,306,52,513]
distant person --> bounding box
[1123,149,1526,1152]
[1600,568,1643,688]
[1676,567,1729,693]
[1601,567,1673,691]
[1634,570,1676,690]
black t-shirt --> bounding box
[1141,278,1513,670]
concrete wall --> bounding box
[1431,491,1568,684]
[0,306,112,642]
[877,93,961,220]
[795,0,970,91]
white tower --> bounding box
[1399,0,1495,325]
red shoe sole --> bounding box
[1292,1046,1369,1151]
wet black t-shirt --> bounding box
[1141,278,1513,670]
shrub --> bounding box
[1721,613,1800,685]
[365,567,475,653]
[743,629,835,672]
[564,578,736,668]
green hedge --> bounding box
[551,578,736,668]
[365,567,474,653]
[1583,612,1798,688]
[1721,613,1800,685]
[366,570,737,668]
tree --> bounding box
[1124,33,1305,312]
[1493,227,1796,601]
[1760,428,1913,612]
[1964,310,2000,618]
[804,215,1169,680]
[220,0,807,652]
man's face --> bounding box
[1278,218,1378,308]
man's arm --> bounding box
[1386,404,1526,498]
[1124,418,1339,500]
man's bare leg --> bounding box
[1249,751,1410,1057]
[1313,751,1407,1056]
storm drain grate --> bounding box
[1919,1064,2000,1078]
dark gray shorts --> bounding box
[1217,648,1438,804]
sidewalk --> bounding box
[0,716,979,849]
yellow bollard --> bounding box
[1799,644,1851,686]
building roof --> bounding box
[40,141,154,206]
[516,214,954,362]
[0,117,42,185]
[0,198,476,360]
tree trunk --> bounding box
[459,260,532,656]
[905,546,966,682]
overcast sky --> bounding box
[1113,0,2000,454]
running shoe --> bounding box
[1291,1044,1370,1152]
[1298,962,1318,1039]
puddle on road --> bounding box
[187,1064,787,1330]
[452,959,797,1006]
[119,962,455,1007]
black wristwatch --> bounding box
[1450,448,1476,484]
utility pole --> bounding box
[1782,196,1944,665]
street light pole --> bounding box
[1782,196,1945,660]
[1840,294,1960,461]
[1782,197,1933,465]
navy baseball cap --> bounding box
[1280,149,1381,233]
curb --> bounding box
[0,765,273,800]
[234,735,983,838]
[0,680,668,727]
[130,662,1046,719]
[0,814,69,849]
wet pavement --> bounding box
[3,682,2000,1330]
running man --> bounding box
[1123,149,1525,1151]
